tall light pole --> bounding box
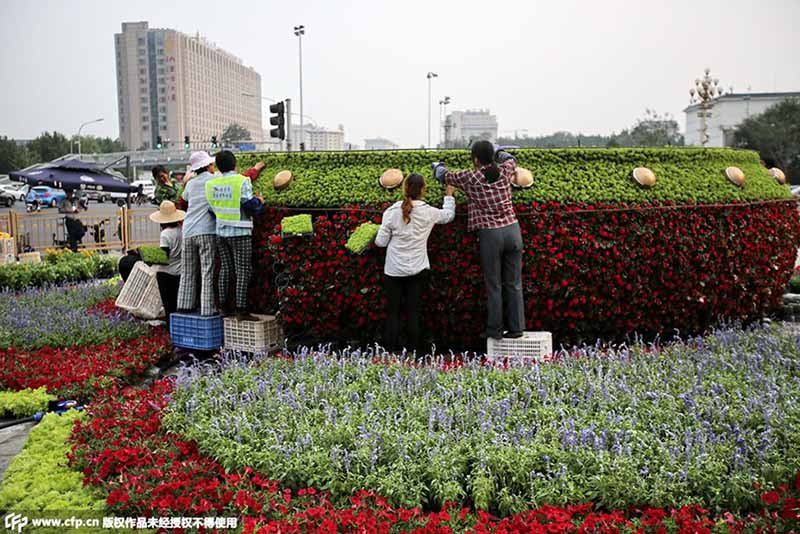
[426,72,438,148]
[76,117,104,157]
[294,25,306,150]
[439,96,451,148]
[689,68,721,146]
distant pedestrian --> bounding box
[433,141,525,340]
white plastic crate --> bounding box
[115,261,164,320]
[487,331,552,362]
[224,314,283,353]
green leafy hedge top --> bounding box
[238,148,790,207]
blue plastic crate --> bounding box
[170,312,223,350]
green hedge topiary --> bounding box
[239,148,790,207]
[0,387,55,418]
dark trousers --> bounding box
[217,235,252,312]
[156,272,180,326]
[384,270,429,354]
[478,223,525,337]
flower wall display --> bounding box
[235,148,800,348]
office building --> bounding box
[445,109,498,145]
[684,91,800,147]
[291,124,345,151]
[115,21,263,151]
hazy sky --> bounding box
[1,0,798,148]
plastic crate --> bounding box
[223,314,283,353]
[17,251,41,264]
[115,262,164,320]
[487,332,552,362]
[0,238,14,256]
[171,312,224,350]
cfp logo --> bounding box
[3,513,28,533]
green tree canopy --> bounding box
[221,123,251,146]
[0,137,32,174]
[734,99,800,182]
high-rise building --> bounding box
[684,91,800,147]
[445,109,498,145]
[115,21,263,151]
[290,124,345,151]
[364,137,399,150]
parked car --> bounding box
[0,184,26,202]
[26,186,67,208]
[0,189,15,207]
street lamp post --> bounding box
[439,96,451,148]
[689,68,721,146]
[294,25,306,150]
[76,117,104,157]
[426,72,438,149]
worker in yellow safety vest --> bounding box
[205,150,265,321]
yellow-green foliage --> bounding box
[0,412,104,513]
[281,214,313,235]
[346,222,380,254]
[240,148,790,207]
[0,388,55,418]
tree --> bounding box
[26,131,71,162]
[0,137,33,174]
[71,135,126,154]
[221,123,251,146]
[733,99,800,182]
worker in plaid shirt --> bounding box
[433,140,525,340]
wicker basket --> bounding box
[223,314,283,353]
[17,251,41,264]
[115,262,164,320]
[487,332,552,363]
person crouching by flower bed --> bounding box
[149,200,185,328]
[375,174,455,354]
[206,150,264,321]
[433,140,525,340]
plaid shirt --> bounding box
[444,158,518,231]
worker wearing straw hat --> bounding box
[149,200,186,326]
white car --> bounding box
[0,184,26,202]
[108,179,156,206]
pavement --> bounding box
[0,421,36,484]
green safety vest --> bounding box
[205,174,253,228]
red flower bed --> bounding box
[69,381,800,533]
[0,328,171,399]
[250,201,800,349]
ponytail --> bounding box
[401,173,425,224]
[482,163,501,183]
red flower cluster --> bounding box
[250,201,800,349]
[0,328,171,400]
[69,380,800,534]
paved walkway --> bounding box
[0,422,35,483]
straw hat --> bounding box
[149,200,186,224]
[725,166,745,187]
[274,170,293,190]
[769,167,787,185]
[379,169,404,189]
[632,167,656,187]
[512,167,533,188]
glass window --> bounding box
[137,37,145,45]
[139,68,146,75]
[160,124,167,131]
[142,125,148,131]
[138,58,145,65]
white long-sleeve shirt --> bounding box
[375,197,455,277]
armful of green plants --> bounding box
[345,222,380,254]
[139,246,169,265]
[281,214,313,236]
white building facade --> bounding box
[364,138,399,150]
[684,92,800,147]
[290,125,345,151]
[445,109,498,145]
[115,21,263,151]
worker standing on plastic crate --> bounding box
[432,140,525,341]
[205,150,264,322]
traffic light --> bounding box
[184,136,190,149]
[156,136,163,150]
[211,135,218,150]
[269,102,285,140]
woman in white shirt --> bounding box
[375,174,455,354]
